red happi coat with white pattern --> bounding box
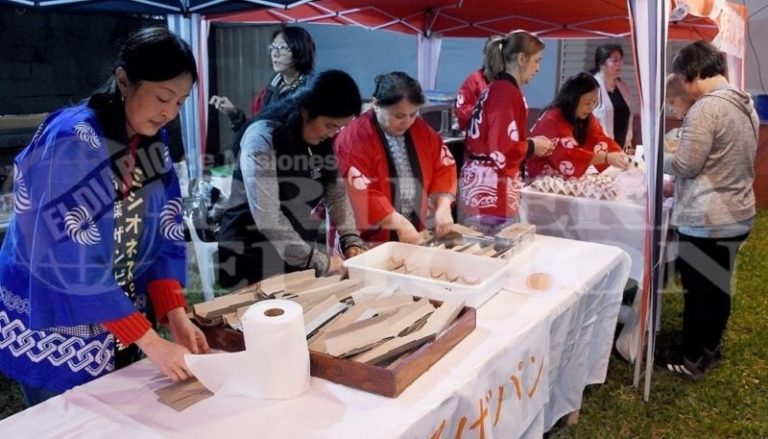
[460,73,528,219]
[455,69,490,131]
[526,108,622,180]
[335,110,457,245]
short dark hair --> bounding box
[593,43,624,73]
[240,70,360,156]
[551,72,600,143]
[672,40,727,82]
[88,26,197,110]
[372,71,425,107]
[275,26,315,75]
[298,69,362,120]
[257,69,360,123]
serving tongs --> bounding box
[424,230,512,258]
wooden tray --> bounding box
[196,302,476,398]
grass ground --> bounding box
[2,211,767,436]
[548,209,768,437]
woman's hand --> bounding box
[167,307,210,355]
[328,254,347,277]
[343,246,364,259]
[135,329,194,383]
[531,136,555,157]
[606,151,631,169]
[208,95,236,117]
[433,203,454,239]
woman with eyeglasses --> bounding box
[209,26,316,133]
[526,72,630,180]
[591,43,634,152]
[334,71,457,246]
[216,70,364,290]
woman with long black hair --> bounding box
[526,72,630,180]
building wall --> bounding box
[0,5,159,115]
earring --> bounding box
[121,94,125,102]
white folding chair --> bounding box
[182,215,217,301]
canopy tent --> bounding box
[0,0,297,15]
[206,0,718,39]
[206,0,721,89]
[4,0,748,399]
[203,0,747,399]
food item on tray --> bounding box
[525,272,552,291]
[528,174,618,200]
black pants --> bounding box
[677,231,749,360]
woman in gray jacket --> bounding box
[663,40,759,379]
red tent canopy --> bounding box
[208,0,719,40]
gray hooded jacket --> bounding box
[663,86,759,230]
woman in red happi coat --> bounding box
[460,30,554,226]
[526,72,630,180]
[335,72,457,246]
[455,36,504,132]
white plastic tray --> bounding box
[344,242,510,308]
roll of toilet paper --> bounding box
[186,299,310,399]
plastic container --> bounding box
[344,242,510,307]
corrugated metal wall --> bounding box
[212,25,280,151]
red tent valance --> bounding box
[208,0,719,40]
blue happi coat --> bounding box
[0,103,187,392]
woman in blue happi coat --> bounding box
[0,27,209,407]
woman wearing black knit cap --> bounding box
[217,70,364,290]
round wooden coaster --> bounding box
[526,272,552,291]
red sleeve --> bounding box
[585,115,623,173]
[530,109,593,178]
[335,114,396,228]
[147,279,188,325]
[250,87,269,117]
[103,279,187,346]
[103,312,151,347]
[456,71,486,131]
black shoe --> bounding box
[702,345,722,371]
[664,352,707,380]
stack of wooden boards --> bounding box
[193,270,468,368]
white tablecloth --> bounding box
[0,236,630,439]
[519,188,672,362]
